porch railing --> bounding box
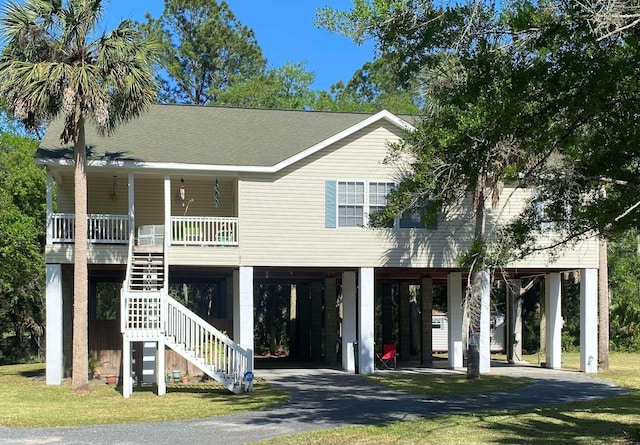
[171,216,238,246]
[49,213,130,244]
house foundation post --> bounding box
[46,264,63,385]
[545,273,562,369]
[342,271,357,372]
[157,339,166,396]
[324,277,338,367]
[421,277,433,366]
[381,283,393,345]
[235,267,254,372]
[399,282,411,361]
[447,272,463,369]
[580,268,598,373]
[311,281,323,361]
[123,338,132,398]
[358,268,375,374]
[479,270,491,374]
[507,279,523,362]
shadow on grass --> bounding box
[478,393,640,445]
[19,368,45,378]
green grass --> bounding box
[0,363,288,427]
[263,352,640,445]
[363,373,530,396]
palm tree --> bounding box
[0,0,158,392]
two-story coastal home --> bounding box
[38,105,600,397]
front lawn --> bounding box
[0,363,288,427]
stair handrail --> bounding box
[120,223,136,333]
[165,294,250,386]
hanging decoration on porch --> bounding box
[110,175,118,201]
[214,178,220,208]
[179,178,186,206]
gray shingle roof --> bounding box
[38,104,404,168]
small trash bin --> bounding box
[353,340,359,374]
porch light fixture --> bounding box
[110,176,118,201]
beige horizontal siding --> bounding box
[237,121,598,269]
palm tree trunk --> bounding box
[72,118,89,392]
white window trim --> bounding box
[336,179,366,229]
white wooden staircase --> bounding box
[121,246,251,396]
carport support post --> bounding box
[234,267,255,372]
[157,338,166,396]
[311,281,323,361]
[358,268,375,374]
[479,270,491,374]
[399,282,411,361]
[580,268,598,373]
[342,271,357,372]
[545,273,562,369]
[45,264,63,385]
[421,277,433,366]
[123,338,132,398]
[507,279,523,363]
[324,277,338,366]
[447,272,463,369]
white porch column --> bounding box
[545,273,562,369]
[447,272,463,369]
[235,267,254,371]
[163,175,171,291]
[46,171,53,245]
[358,268,375,374]
[122,339,132,398]
[479,270,491,374]
[342,271,357,372]
[45,264,63,385]
[128,173,135,243]
[157,339,166,396]
[580,268,598,373]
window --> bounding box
[338,181,365,227]
[326,180,437,229]
[368,182,395,228]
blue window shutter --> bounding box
[325,180,337,228]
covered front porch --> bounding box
[45,172,240,248]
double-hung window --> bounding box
[337,181,365,227]
[327,180,436,229]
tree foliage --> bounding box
[0,132,44,364]
[143,0,265,105]
[608,230,640,351]
[214,61,316,110]
[314,56,421,114]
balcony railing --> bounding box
[49,213,130,244]
[48,214,237,247]
[171,216,238,246]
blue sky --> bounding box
[103,0,376,91]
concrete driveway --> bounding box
[0,363,625,445]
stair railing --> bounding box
[165,294,250,385]
[120,220,136,334]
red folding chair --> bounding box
[376,344,398,369]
